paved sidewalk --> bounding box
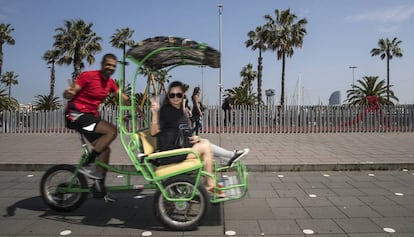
[1,170,414,236]
[1,133,414,236]
[1,132,414,171]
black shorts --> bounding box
[65,109,102,143]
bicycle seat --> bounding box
[134,130,202,179]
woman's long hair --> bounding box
[163,81,185,106]
[191,86,200,101]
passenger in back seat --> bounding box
[149,81,249,194]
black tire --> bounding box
[40,164,88,212]
[154,175,210,230]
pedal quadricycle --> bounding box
[40,36,248,230]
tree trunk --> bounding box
[49,62,55,98]
[73,48,81,80]
[386,56,390,102]
[257,48,263,104]
[280,54,286,107]
[0,44,3,77]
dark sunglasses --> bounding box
[168,93,183,99]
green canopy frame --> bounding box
[118,36,220,135]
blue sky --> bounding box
[1,0,414,105]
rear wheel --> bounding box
[40,164,88,212]
[154,175,209,230]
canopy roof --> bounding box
[126,36,220,70]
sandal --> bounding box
[207,183,226,198]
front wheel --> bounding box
[154,175,209,230]
[40,164,88,212]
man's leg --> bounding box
[93,147,110,174]
[223,110,227,126]
[90,120,117,161]
[87,121,116,165]
[89,121,117,203]
[78,119,116,179]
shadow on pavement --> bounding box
[3,191,222,231]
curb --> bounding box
[1,163,414,172]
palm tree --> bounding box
[229,85,256,106]
[346,76,398,106]
[42,49,59,97]
[245,25,267,104]
[154,69,169,95]
[33,94,62,111]
[0,82,18,111]
[370,37,403,102]
[0,97,19,111]
[0,23,16,76]
[264,9,307,107]
[0,71,18,98]
[104,79,132,106]
[240,63,257,97]
[110,28,135,90]
[0,84,7,110]
[53,19,102,80]
[139,67,169,95]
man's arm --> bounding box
[63,83,81,100]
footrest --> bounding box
[211,162,248,203]
[218,175,242,198]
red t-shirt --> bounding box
[71,70,118,117]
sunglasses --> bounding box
[168,93,183,99]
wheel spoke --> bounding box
[155,178,207,230]
[40,165,88,212]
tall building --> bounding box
[329,91,341,105]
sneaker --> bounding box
[91,180,106,198]
[227,148,250,167]
[78,163,104,180]
[91,181,117,203]
[104,192,117,204]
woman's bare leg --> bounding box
[190,139,215,189]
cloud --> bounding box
[376,25,400,33]
[346,5,414,23]
[0,1,19,20]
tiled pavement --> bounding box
[1,132,414,171]
[0,170,414,236]
[0,132,414,236]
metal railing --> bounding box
[1,105,413,133]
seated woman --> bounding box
[149,81,249,193]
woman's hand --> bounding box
[150,96,160,113]
[149,96,160,136]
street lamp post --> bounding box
[200,65,205,105]
[349,66,357,89]
[265,89,275,106]
[218,2,223,144]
